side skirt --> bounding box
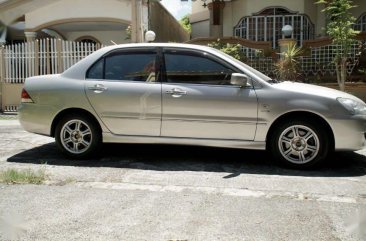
[103,133,266,150]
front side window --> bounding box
[86,50,157,82]
[164,50,234,85]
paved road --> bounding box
[0,120,365,241]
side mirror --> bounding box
[230,73,249,87]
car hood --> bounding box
[273,81,364,103]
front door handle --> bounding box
[165,88,187,97]
[88,84,108,92]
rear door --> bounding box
[85,48,162,136]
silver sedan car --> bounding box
[19,43,366,168]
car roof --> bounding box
[61,43,219,79]
[61,42,272,86]
[101,42,215,52]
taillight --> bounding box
[21,88,34,103]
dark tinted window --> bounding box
[164,51,234,85]
[86,58,104,79]
[105,52,156,82]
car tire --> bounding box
[55,114,101,159]
[268,118,330,169]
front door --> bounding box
[161,48,258,140]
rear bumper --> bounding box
[18,103,56,136]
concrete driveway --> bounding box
[0,119,365,241]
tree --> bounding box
[180,15,192,34]
[316,0,359,91]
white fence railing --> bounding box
[241,41,362,78]
[300,42,362,77]
[2,39,102,83]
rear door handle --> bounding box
[88,84,108,92]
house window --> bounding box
[234,7,314,48]
[75,36,100,45]
[354,13,366,32]
[74,36,101,54]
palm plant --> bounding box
[274,43,303,81]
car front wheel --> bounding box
[55,114,101,158]
[269,119,330,168]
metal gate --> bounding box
[0,39,102,112]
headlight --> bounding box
[337,97,366,115]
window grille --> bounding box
[239,47,274,76]
[234,7,314,49]
[354,13,366,32]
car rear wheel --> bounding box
[55,114,101,158]
[269,119,330,168]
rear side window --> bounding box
[86,58,103,79]
[86,50,157,82]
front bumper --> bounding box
[330,115,366,151]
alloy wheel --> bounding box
[278,125,320,164]
[60,119,93,154]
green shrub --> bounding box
[208,39,247,62]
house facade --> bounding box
[0,0,190,112]
[0,0,189,45]
[1,0,133,45]
[190,0,366,48]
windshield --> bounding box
[210,48,272,82]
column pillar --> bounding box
[0,27,7,45]
[208,0,225,38]
[131,0,144,43]
[0,45,4,111]
[278,38,297,58]
[24,31,37,42]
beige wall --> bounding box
[1,83,23,112]
[315,2,326,37]
[304,0,317,27]
[192,0,207,14]
[24,0,131,31]
[192,0,313,38]
[149,1,190,42]
[189,6,210,36]
[222,2,233,37]
[0,0,61,25]
[192,0,366,39]
[65,31,129,45]
[191,20,210,39]
[225,0,307,34]
[351,0,366,20]
[225,0,307,27]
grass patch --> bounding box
[0,168,46,184]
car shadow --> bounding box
[6,142,366,178]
